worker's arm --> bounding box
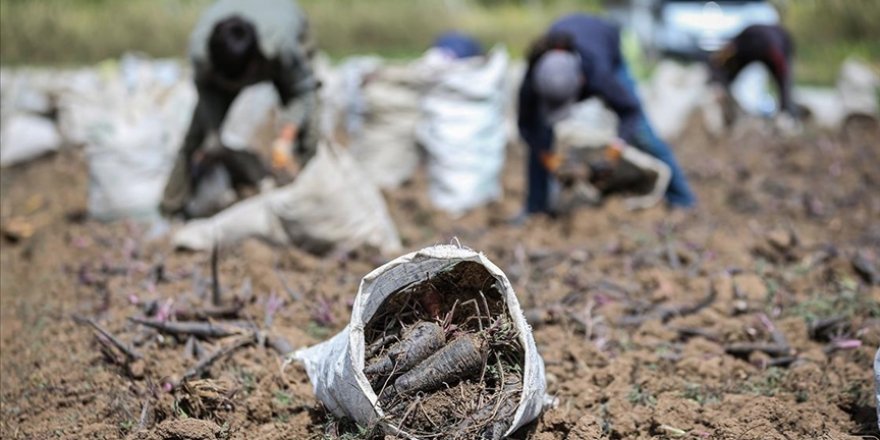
[593,67,645,149]
[272,15,319,137]
[517,70,555,156]
[182,70,237,159]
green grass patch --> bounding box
[1,0,876,87]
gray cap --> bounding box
[533,50,582,123]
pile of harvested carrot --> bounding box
[362,262,525,439]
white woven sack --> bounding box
[294,244,548,438]
[416,46,510,216]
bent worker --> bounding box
[709,24,797,121]
[518,14,695,216]
[161,0,320,217]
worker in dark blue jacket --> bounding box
[518,14,695,215]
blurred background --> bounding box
[1,0,877,85]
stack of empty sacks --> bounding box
[415,46,511,217]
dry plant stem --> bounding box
[172,334,256,389]
[666,241,682,270]
[137,399,153,430]
[184,336,203,360]
[672,326,720,342]
[129,317,243,339]
[274,266,302,302]
[365,334,397,359]
[173,302,242,321]
[266,333,294,356]
[73,315,142,360]
[808,316,846,340]
[725,343,791,357]
[211,242,222,306]
[617,284,717,326]
[758,313,789,348]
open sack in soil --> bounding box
[414,46,510,217]
[552,102,671,211]
[173,142,401,256]
[293,245,548,439]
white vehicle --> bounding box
[649,0,779,60]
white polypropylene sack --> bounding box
[0,114,62,167]
[293,244,547,438]
[794,86,844,130]
[85,78,196,221]
[415,46,510,216]
[875,347,880,432]
[554,98,619,149]
[173,142,401,255]
[348,64,423,189]
[319,56,384,139]
[641,60,709,140]
[837,58,879,118]
[729,63,777,117]
[220,82,280,150]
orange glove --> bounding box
[540,151,564,174]
[604,138,624,163]
[271,124,298,170]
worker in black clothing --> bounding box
[710,24,797,120]
[161,0,320,217]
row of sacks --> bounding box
[0,49,512,256]
[319,46,513,217]
[0,55,400,256]
[0,55,196,221]
[175,47,512,254]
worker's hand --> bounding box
[271,124,298,171]
[539,151,564,174]
[605,138,625,162]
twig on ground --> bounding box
[211,242,222,306]
[274,266,302,302]
[725,343,791,357]
[808,316,847,341]
[727,314,794,360]
[73,315,142,360]
[672,326,720,342]
[173,302,243,321]
[758,313,789,348]
[266,333,294,356]
[168,333,256,390]
[137,399,153,430]
[823,339,862,354]
[128,317,243,339]
[617,283,717,326]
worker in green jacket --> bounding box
[161,0,320,217]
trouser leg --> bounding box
[614,64,696,207]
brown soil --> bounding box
[1,117,879,439]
